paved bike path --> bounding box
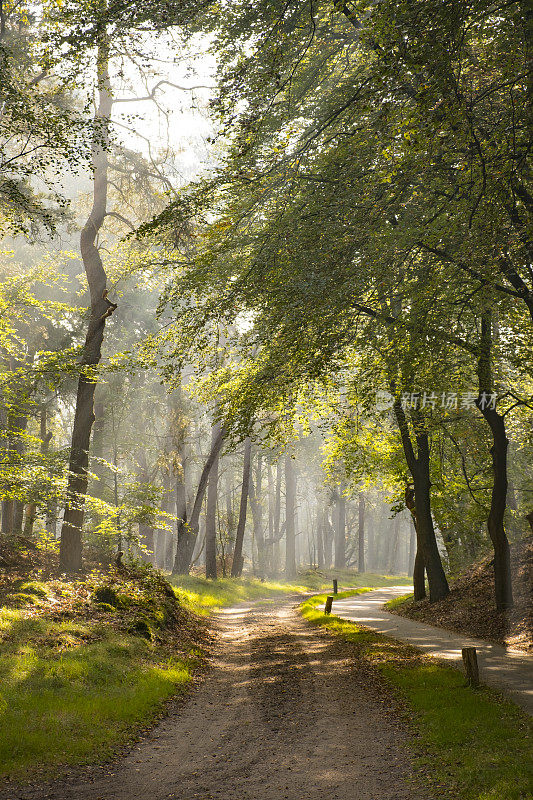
[333,586,533,716]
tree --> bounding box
[59,29,117,571]
[231,436,251,577]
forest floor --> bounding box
[387,537,533,653]
[0,596,424,800]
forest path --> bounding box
[3,598,423,800]
[334,587,533,715]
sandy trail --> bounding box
[3,599,423,800]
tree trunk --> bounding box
[394,403,448,602]
[388,515,400,574]
[476,311,513,609]
[284,453,296,577]
[205,420,221,579]
[249,451,266,577]
[267,463,274,572]
[317,506,324,569]
[405,484,426,599]
[231,436,252,577]
[408,517,416,577]
[23,504,37,537]
[59,36,116,572]
[358,492,365,573]
[173,422,225,575]
[271,459,282,574]
[323,509,333,567]
[334,489,346,569]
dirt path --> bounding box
[2,599,423,800]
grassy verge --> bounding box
[384,592,413,611]
[170,569,410,613]
[300,593,533,800]
[0,567,205,781]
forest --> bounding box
[0,1,532,799]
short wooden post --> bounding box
[462,647,480,687]
[333,579,338,595]
[325,596,333,615]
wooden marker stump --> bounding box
[462,647,480,687]
[333,579,338,595]
[325,596,333,615]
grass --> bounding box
[170,569,411,613]
[0,569,203,781]
[300,593,533,800]
[384,592,414,610]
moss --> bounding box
[129,617,153,640]
[92,586,124,608]
[94,602,116,613]
[12,580,48,598]
[10,592,38,607]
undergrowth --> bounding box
[0,564,206,781]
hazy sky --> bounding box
[111,31,217,187]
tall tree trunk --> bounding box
[231,436,251,577]
[249,451,266,577]
[271,458,282,574]
[10,406,28,536]
[323,509,333,567]
[284,453,296,577]
[205,421,222,579]
[226,469,236,559]
[334,489,346,569]
[358,492,365,573]
[173,423,225,575]
[59,35,116,572]
[317,506,324,569]
[388,515,400,574]
[23,405,52,540]
[476,311,513,610]
[394,403,448,602]
[405,484,426,599]
[267,462,274,573]
[408,517,416,577]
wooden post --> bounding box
[325,596,333,615]
[333,579,338,594]
[462,647,480,687]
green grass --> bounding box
[384,592,414,610]
[0,582,199,780]
[170,570,410,613]
[300,593,533,800]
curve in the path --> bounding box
[1,600,423,800]
[333,586,533,716]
